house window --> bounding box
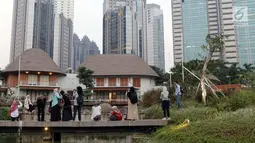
[28,75,38,85]
[40,75,49,86]
[96,78,104,86]
[108,78,116,86]
[120,78,128,86]
[133,78,141,87]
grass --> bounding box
[143,89,255,143]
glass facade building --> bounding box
[234,0,255,66]
[182,0,208,62]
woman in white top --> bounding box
[24,95,35,113]
[91,101,101,121]
[10,99,23,121]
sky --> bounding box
[0,0,173,71]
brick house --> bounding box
[80,54,158,105]
[2,48,66,101]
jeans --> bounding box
[73,105,81,121]
[176,94,182,109]
[162,100,170,118]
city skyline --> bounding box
[0,0,172,71]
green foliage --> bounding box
[150,66,169,85]
[77,67,94,88]
[0,107,9,120]
[151,107,255,143]
[141,89,162,107]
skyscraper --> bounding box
[147,4,165,70]
[103,0,147,62]
[10,0,54,63]
[172,0,240,65]
[53,0,74,71]
[72,34,101,71]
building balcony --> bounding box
[20,81,59,87]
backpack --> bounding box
[129,92,138,104]
[180,86,184,94]
[77,95,84,105]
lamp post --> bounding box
[17,55,21,100]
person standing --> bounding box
[174,81,182,109]
[61,91,72,121]
[24,95,35,113]
[50,88,62,121]
[37,95,47,121]
[127,87,139,120]
[160,86,170,120]
[10,99,23,121]
[73,86,84,121]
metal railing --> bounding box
[20,81,59,87]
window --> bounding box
[133,78,141,87]
[120,78,128,86]
[28,75,38,85]
[96,78,104,86]
[108,78,116,86]
[40,75,49,86]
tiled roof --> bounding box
[81,54,158,77]
[4,48,64,75]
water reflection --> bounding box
[0,133,146,143]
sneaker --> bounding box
[167,117,171,120]
[162,118,166,120]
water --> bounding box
[0,133,148,143]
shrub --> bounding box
[0,107,10,120]
[141,89,162,107]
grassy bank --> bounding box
[142,89,255,143]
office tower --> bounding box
[172,0,208,63]
[10,0,54,63]
[172,0,239,64]
[73,33,81,70]
[103,0,147,62]
[53,0,74,71]
[72,34,100,70]
[233,0,255,66]
[147,4,165,70]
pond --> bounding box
[0,133,149,143]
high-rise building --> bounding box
[53,0,74,71]
[103,0,147,62]
[10,0,54,63]
[233,0,255,66]
[172,0,240,65]
[72,34,101,70]
[147,4,165,70]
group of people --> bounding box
[9,86,140,122]
[160,81,182,120]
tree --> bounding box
[0,69,3,81]
[200,34,225,105]
[150,66,169,85]
[77,67,94,88]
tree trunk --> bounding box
[201,52,213,105]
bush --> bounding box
[151,107,255,143]
[0,107,10,120]
[141,89,162,107]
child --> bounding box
[109,106,123,121]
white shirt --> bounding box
[11,101,23,118]
[73,92,78,106]
[91,105,101,120]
